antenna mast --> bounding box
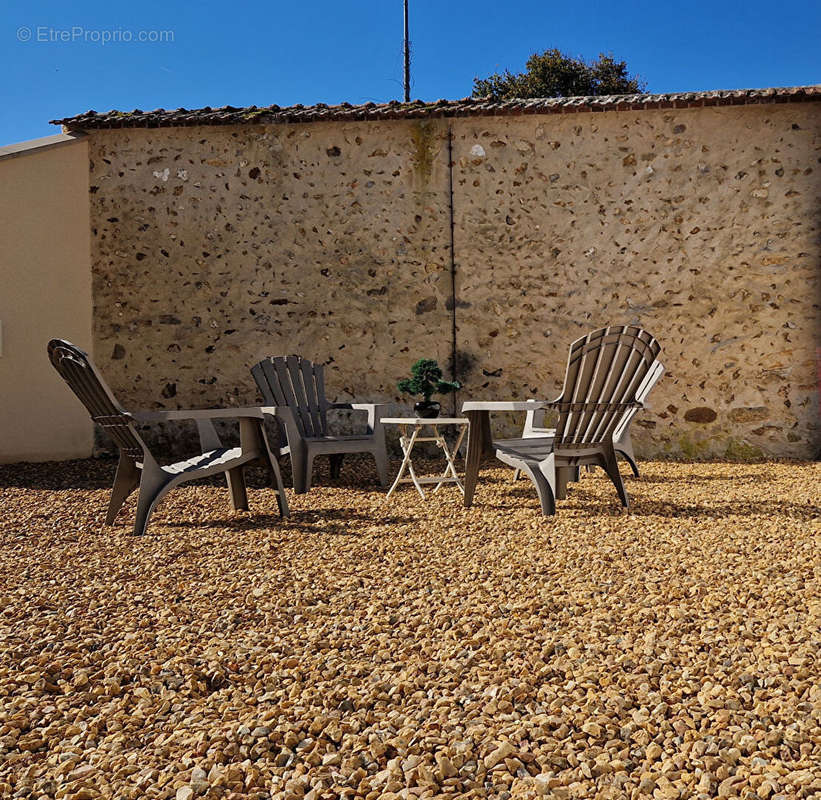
[403,0,410,102]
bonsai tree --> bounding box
[398,358,461,403]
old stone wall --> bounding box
[86,103,820,458]
[88,120,454,450]
[451,105,821,458]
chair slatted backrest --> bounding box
[251,355,329,438]
[553,326,660,449]
[612,359,664,443]
[47,339,146,460]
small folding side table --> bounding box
[382,417,469,499]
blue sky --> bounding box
[2,0,819,145]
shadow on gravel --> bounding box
[0,458,117,490]
[614,499,820,521]
[0,457,393,492]
[630,472,777,484]
[472,496,819,521]
[156,508,413,533]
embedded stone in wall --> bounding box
[453,104,820,458]
[83,103,820,459]
[728,407,770,423]
[684,408,718,424]
[87,121,454,455]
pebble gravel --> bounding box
[0,457,818,800]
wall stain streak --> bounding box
[86,104,821,458]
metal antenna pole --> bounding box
[403,0,410,102]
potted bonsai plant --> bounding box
[397,358,461,418]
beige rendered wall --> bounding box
[85,103,820,459]
[0,135,93,462]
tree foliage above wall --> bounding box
[473,49,646,100]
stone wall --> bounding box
[451,105,821,458]
[86,103,820,458]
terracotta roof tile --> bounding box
[50,86,821,130]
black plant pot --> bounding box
[414,400,440,418]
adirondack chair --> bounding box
[251,355,389,493]
[466,325,661,516]
[513,358,664,479]
[48,339,289,535]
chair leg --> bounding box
[555,466,581,498]
[373,443,389,488]
[556,467,571,500]
[615,429,640,477]
[106,452,140,525]
[618,450,640,478]
[329,454,344,479]
[290,442,308,494]
[372,419,389,488]
[495,449,556,515]
[303,451,315,494]
[534,454,558,516]
[602,447,629,509]
[512,455,556,516]
[511,468,521,482]
[132,464,170,536]
[257,422,289,518]
[226,466,249,511]
[270,462,290,518]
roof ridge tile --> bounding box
[50,85,821,129]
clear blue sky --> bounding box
[2,0,819,145]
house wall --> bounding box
[85,103,820,459]
[0,135,93,463]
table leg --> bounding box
[464,410,492,507]
[433,423,467,494]
[404,435,426,499]
[386,425,423,499]
[430,425,447,492]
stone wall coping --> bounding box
[51,85,821,130]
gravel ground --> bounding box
[0,456,818,800]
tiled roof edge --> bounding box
[51,86,821,130]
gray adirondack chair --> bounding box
[251,355,389,493]
[483,325,661,515]
[48,339,289,535]
[514,358,664,479]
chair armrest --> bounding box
[252,405,302,455]
[129,407,279,454]
[328,402,390,411]
[461,400,547,413]
[328,402,388,435]
[524,404,546,435]
[131,406,278,423]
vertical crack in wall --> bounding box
[447,127,458,417]
[84,106,821,459]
